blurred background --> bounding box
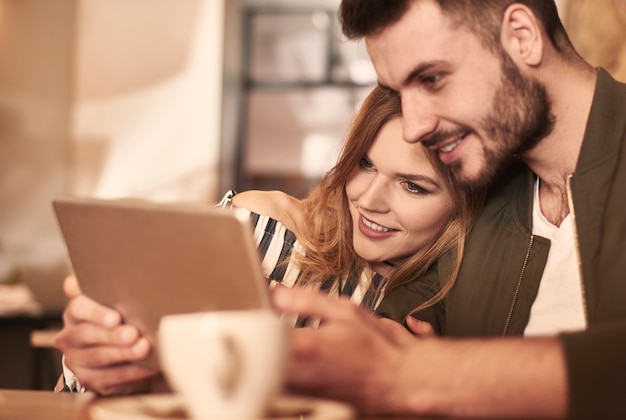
[0,0,624,390]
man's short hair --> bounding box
[339,0,575,56]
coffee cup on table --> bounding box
[158,309,290,420]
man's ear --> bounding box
[500,4,544,67]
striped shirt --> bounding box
[219,191,389,320]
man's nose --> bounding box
[401,93,438,144]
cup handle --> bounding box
[215,333,244,399]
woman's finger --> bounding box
[405,316,436,336]
[63,294,122,328]
[63,274,82,298]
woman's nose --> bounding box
[357,176,390,213]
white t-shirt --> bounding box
[524,179,587,336]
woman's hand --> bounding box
[55,275,158,395]
[404,316,436,336]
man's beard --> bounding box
[450,51,555,190]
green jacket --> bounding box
[376,68,626,418]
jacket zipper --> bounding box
[566,175,589,326]
[502,234,534,336]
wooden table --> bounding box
[0,389,434,420]
[0,389,93,420]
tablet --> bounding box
[52,194,271,368]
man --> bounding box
[271,0,626,418]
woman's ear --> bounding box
[500,4,544,67]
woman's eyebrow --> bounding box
[395,171,442,189]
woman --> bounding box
[222,86,481,318]
[55,86,484,395]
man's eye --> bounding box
[421,74,441,87]
[360,157,374,169]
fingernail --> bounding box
[118,327,137,344]
[272,286,291,308]
[132,338,151,357]
[103,312,121,327]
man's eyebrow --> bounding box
[378,61,445,91]
[400,61,443,88]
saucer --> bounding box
[88,393,356,419]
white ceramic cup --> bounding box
[158,309,290,420]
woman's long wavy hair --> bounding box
[292,86,485,310]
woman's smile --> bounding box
[358,214,396,239]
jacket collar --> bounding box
[510,69,626,236]
[574,68,626,179]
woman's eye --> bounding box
[359,157,374,169]
[404,181,428,194]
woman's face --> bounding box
[345,117,455,272]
